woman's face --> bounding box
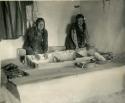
[77,17,84,26]
[37,21,45,31]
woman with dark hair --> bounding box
[23,18,48,55]
[66,14,89,50]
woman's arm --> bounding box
[43,30,48,53]
[71,29,79,49]
[84,23,89,45]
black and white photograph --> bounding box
[0,0,125,103]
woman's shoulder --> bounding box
[24,27,36,39]
[26,27,36,34]
[44,29,48,34]
[71,23,77,30]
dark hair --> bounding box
[75,14,85,24]
[75,14,86,30]
[36,18,45,28]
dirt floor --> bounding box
[81,90,125,103]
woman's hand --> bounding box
[35,54,41,60]
[43,53,48,59]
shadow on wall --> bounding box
[65,15,76,49]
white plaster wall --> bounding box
[0,37,24,60]
[80,0,125,53]
[33,1,80,46]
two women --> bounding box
[24,14,89,55]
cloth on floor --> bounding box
[100,52,113,60]
[26,50,76,68]
[75,48,88,57]
[2,63,29,79]
[75,61,96,69]
[74,50,113,69]
[51,50,76,62]
[112,52,125,63]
